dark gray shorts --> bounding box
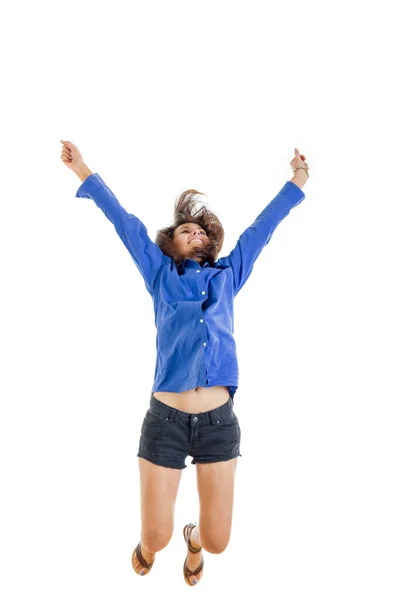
[137,393,242,470]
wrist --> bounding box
[290,168,309,189]
[74,164,93,183]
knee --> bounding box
[201,534,230,555]
[142,528,172,554]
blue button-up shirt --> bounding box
[76,174,306,400]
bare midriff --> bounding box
[152,385,230,414]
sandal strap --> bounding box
[135,543,154,569]
[184,524,202,554]
[185,555,205,578]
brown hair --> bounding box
[154,189,225,267]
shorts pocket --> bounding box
[139,411,169,456]
[216,412,239,430]
[144,410,169,426]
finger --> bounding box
[61,140,75,150]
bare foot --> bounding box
[132,543,155,576]
[184,525,204,585]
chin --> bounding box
[186,242,204,253]
[184,242,211,262]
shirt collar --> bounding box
[177,258,209,273]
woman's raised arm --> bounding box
[60,140,165,295]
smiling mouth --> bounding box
[188,240,203,245]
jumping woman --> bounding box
[60,140,309,586]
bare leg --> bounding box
[132,458,182,574]
[184,457,238,584]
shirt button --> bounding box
[200,319,204,323]
[201,291,206,295]
[196,269,200,273]
[203,342,206,346]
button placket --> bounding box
[194,269,207,347]
[194,270,206,297]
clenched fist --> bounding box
[60,140,85,172]
[60,140,93,182]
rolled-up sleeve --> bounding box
[224,181,306,296]
[75,173,164,295]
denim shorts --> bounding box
[137,393,242,470]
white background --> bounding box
[1,0,399,598]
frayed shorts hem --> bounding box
[191,453,242,465]
[137,453,187,470]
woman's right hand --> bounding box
[60,140,85,172]
[290,148,309,175]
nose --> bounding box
[189,232,203,242]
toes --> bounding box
[133,553,148,575]
[190,572,201,585]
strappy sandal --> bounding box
[183,523,204,586]
[131,542,155,576]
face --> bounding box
[173,222,209,261]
